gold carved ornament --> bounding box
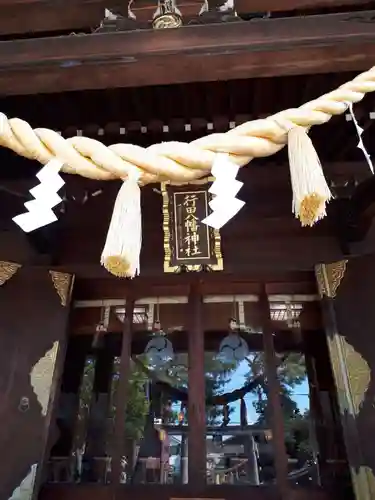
[12,342,60,498]
[8,463,38,500]
[315,260,347,298]
[316,261,370,413]
[153,13,182,29]
[341,338,371,415]
[49,271,75,307]
[316,261,374,499]
[364,467,375,498]
[0,261,21,286]
[152,0,182,29]
[30,341,59,417]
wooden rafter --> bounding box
[0,0,367,6]
[0,11,374,95]
[0,162,371,187]
[235,0,371,13]
[0,0,371,36]
[0,0,202,36]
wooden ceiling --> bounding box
[0,71,373,181]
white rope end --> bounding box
[288,126,332,227]
[101,175,142,278]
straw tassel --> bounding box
[287,126,332,226]
[101,169,142,278]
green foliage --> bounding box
[79,356,149,442]
[204,354,237,424]
[246,352,313,461]
[78,348,312,462]
[145,352,237,425]
[111,358,149,441]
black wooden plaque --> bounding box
[162,182,223,272]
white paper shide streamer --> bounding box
[202,154,245,229]
[101,167,142,278]
[347,102,374,174]
[13,158,65,232]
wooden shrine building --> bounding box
[0,1,375,500]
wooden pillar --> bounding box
[259,285,289,497]
[315,258,375,499]
[111,297,135,487]
[0,264,74,500]
[86,342,114,458]
[187,281,206,489]
[50,337,88,457]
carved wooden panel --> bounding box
[0,268,74,500]
[332,254,375,499]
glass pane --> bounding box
[273,350,319,485]
[48,352,109,484]
[204,329,276,485]
[114,303,189,485]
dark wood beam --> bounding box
[0,2,105,36]
[0,0,365,5]
[235,0,371,14]
[0,1,202,36]
[0,11,374,95]
[72,272,317,301]
[0,1,370,37]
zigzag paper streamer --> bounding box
[202,154,245,229]
[347,102,374,174]
[13,159,65,232]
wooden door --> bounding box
[0,264,74,500]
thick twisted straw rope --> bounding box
[1,66,375,182]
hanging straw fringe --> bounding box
[101,168,142,278]
[287,126,332,227]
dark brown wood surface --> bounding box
[332,254,375,480]
[0,267,72,499]
[0,0,200,35]
[187,283,206,489]
[0,11,374,95]
[38,183,356,278]
[0,175,371,280]
[39,483,333,500]
[0,0,369,37]
[2,155,375,282]
[235,0,371,13]
[259,288,289,497]
[0,0,365,7]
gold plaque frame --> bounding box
[161,178,223,273]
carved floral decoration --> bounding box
[0,261,21,286]
[49,271,74,307]
[30,342,59,416]
[315,260,347,298]
[8,464,37,500]
[342,339,371,415]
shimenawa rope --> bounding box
[1,66,374,277]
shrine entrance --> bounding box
[40,277,353,500]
